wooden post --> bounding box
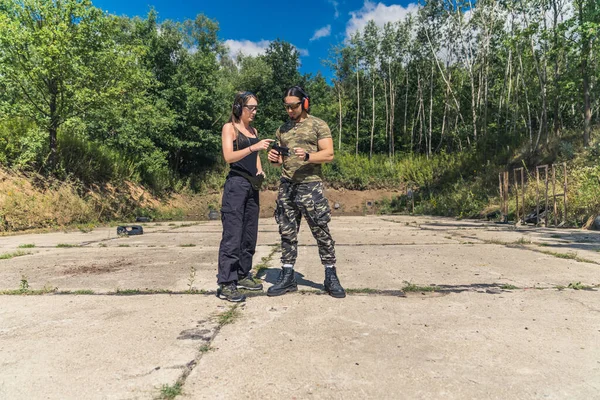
[544,166,549,227]
[499,172,504,220]
[536,167,540,225]
[514,168,519,223]
[563,162,567,225]
[504,171,509,222]
[552,165,557,227]
[521,167,525,223]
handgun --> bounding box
[271,143,291,157]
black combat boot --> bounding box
[267,267,297,296]
[324,267,346,298]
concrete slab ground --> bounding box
[1,215,600,399]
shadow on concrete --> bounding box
[260,267,323,290]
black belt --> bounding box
[230,170,264,191]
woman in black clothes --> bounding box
[216,91,273,302]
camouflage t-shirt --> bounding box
[276,115,332,183]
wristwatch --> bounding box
[304,152,310,162]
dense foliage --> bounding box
[0,0,598,207]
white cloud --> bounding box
[297,48,310,57]
[328,0,339,18]
[346,1,420,39]
[225,39,309,59]
[224,39,271,58]
[310,25,332,41]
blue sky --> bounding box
[93,0,418,80]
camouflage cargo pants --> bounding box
[274,179,336,266]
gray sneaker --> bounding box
[237,273,263,291]
[217,282,246,302]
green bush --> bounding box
[0,117,47,168]
[57,130,138,185]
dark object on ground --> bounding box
[135,216,151,222]
[117,225,144,236]
[524,207,546,224]
[208,210,220,220]
[486,210,501,221]
[591,215,600,231]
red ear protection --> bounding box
[302,96,310,111]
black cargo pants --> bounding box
[217,175,259,284]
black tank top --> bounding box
[230,125,259,176]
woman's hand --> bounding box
[250,139,274,152]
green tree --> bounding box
[0,0,144,170]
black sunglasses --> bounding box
[283,102,302,110]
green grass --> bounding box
[346,288,379,294]
[515,237,532,245]
[218,305,241,326]
[159,382,182,400]
[0,277,57,295]
[176,223,197,228]
[544,251,578,259]
[56,243,80,248]
[253,244,280,279]
[402,281,437,292]
[113,288,174,295]
[77,223,96,233]
[500,284,519,290]
[118,244,130,247]
[567,282,593,290]
[0,250,30,260]
[538,250,597,264]
[0,288,57,295]
[178,244,196,247]
[18,244,35,248]
[199,344,213,353]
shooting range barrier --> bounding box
[499,162,568,227]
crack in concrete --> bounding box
[3,284,597,298]
[163,304,240,398]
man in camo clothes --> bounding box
[266,86,345,298]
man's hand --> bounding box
[293,147,308,161]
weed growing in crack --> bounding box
[20,275,29,292]
[218,305,241,326]
[199,344,213,353]
[500,284,518,290]
[18,244,35,248]
[515,237,531,245]
[568,282,592,290]
[539,250,597,264]
[187,266,197,293]
[0,250,30,260]
[346,288,379,294]
[253,243,280,279]
[402,281,437,292]
[159,382,182,399]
